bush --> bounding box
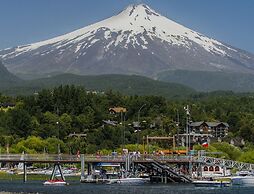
[239,151,254,163]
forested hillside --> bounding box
[0,74,195,98]
[0,86,254,162]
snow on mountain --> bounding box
[0,4,254,79]
[1,4,227,57]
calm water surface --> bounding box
[0,180,252,194]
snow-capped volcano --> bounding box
[1,4,254,79]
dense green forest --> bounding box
[0,73,195,98]
[0,85,254,163]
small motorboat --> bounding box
[193,180,231,187]
[231,176,254,186]
[107,177,150,185]
[43,179,68,186]
[231,170,254,186]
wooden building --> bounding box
[189,121,229,138]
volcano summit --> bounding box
[0,4,254,84]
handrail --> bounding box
[197,156,254,170]
[0,154,254,171]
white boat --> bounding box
[107,177,149,184]
[55,169,79,177]
[43,180,68,186]
[231,176,254,186]
[231,171,254,186]
[193,180,231,187]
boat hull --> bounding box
[193,180,231,187]
[231,176,254,186]
[107,178,149,184]
[43,180,68,186]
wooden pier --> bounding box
[0,154,254,184]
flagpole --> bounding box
[184,105,190,155]
[184,105,192,177]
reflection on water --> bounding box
[0,180,252,194]
[0,193,19,194]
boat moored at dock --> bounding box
[107,177,150,184]
[230,171,254,186]
[193,180,231,187]
[43,180,69,186]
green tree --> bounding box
[37,112,59,138]
[45,137,67,154]
[11,136,47,153]
[59,113,72,138]
[212,142,242,160]
[7,108,32,137]
[239,151,254,163]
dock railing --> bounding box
[1,154,254,171]
[197,156,254,170]
[0,154,128,163]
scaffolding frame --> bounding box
[143,135,175,154]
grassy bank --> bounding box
[0,172,80,181]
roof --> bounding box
[190,121,204,127]
[190,121,229,128]
[222,122,229,127]
[103,120,118,126]
[206,122,229,127]
[206,122,220,127]
[109,107,127,113]
[0,102,15,108]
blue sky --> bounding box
[0,0,253,53]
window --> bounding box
[209,166,214,171]
[215,166,220,172]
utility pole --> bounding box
[56,121,60,154]
[123,113,126,150]
[176,109,180,154]
[120,111,127,152]
[137,104,146,151]
[184,105,192,177]
[184,105,190,155]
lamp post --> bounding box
[137,104,146,150]
[138,104,146,127]
[120,111,127,152]
[56,121,60,154]
[176,109,180,154]
[184,105,190,155]
[184,105,193,177]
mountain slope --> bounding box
[158,70,254,92]
[0,61,21,87]
[1,4,254,79]
[33,74,195,97]
[0,74,195,98]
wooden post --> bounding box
[58,164,65,181]
[147,135,149,154]
[23,162,27,182]
[50,163,65,181]
[87,163,91,175]
[80,154,85,181]
[143,136,145,154]
[50,164,57,180]
[173,135,176,151]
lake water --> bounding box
[0,180,253,194]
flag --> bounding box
[202,142,209,148]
